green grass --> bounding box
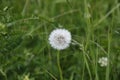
[0,0,120,80]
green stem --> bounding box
[0,69,7,80]
[83,53,92,80]
[57,51,63,80]
[105,12,112,80]
[73,40,92,80]
[82,61,85,80]
[82,45,92,80]
[21,0,29,16]
[83,0,92,80]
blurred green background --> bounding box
[0,0,120,80]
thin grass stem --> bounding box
[57,51,63,80]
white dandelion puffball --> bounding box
[98,57,108,67]
[49,29,71,50]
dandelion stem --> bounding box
[57,51,63,80]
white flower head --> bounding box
[98,57,108,67]
[49,29,71,50]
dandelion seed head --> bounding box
[49,29,71,50]
[98,57,108,67]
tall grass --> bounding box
[0,0,120,80]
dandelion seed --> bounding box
[49,29,71,50]
[98,57,108,67]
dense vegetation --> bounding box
[0,0,120,80]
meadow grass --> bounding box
[0,0,120,80]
